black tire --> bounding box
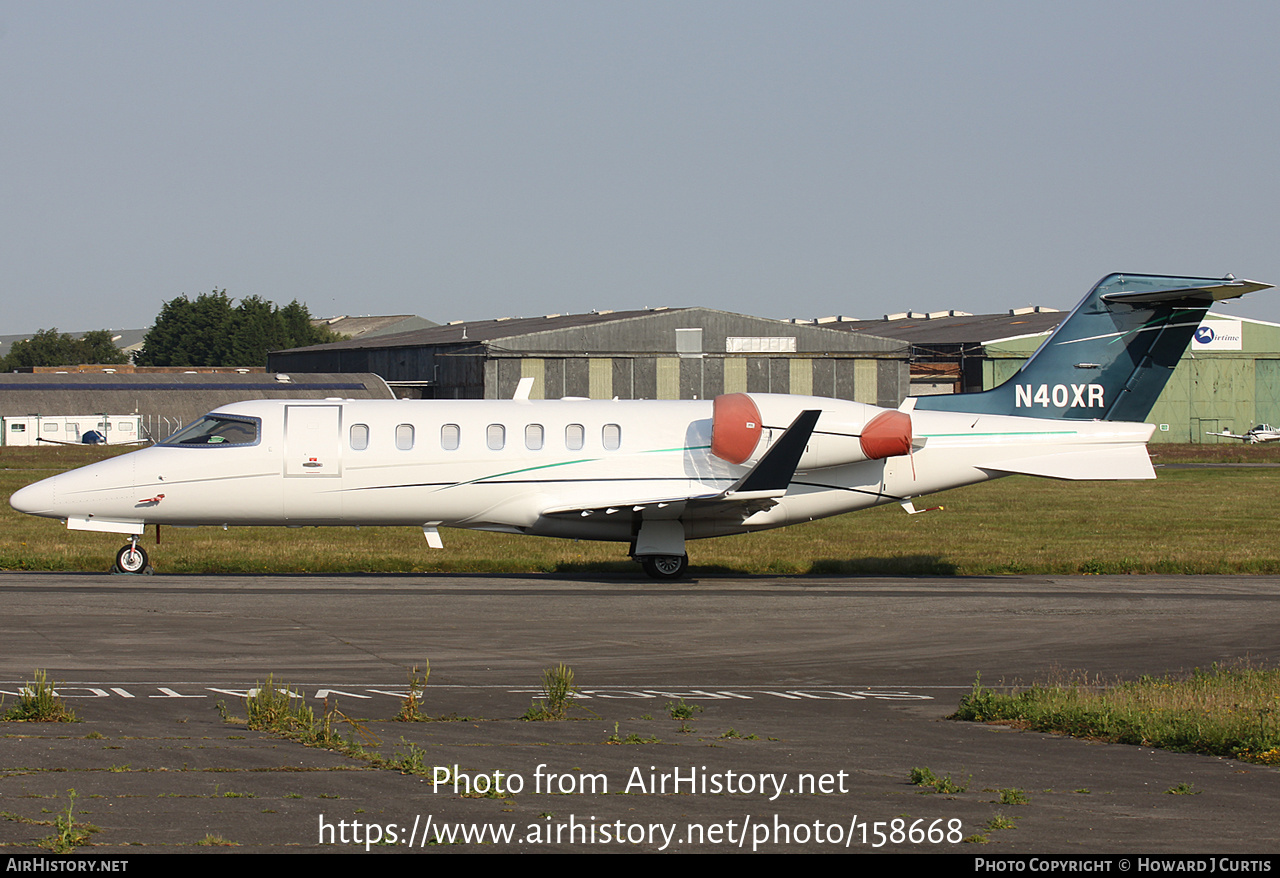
[116,543,148,574]
[640,555,688,580]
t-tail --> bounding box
[913,273,1272,421]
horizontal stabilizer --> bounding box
[979,445,1154,480]
[1100,278,1271,305]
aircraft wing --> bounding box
[540,410,822,523]
[1205,431,1248,441]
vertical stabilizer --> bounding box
[914,273,1271,421]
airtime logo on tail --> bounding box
[914,273,1271,422]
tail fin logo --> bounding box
[1015,384,1105,409]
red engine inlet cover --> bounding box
[859,410,912,460]
[711,393,763,464]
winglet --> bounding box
[728,410,821,496]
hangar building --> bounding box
[800,308,1064,397]
[269,307,911,408]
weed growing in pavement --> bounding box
[523,663,586,721]
[665,699,702,720]
[244,676,377,753]
[987,813,1017,831]
[395,663,430,722]
[908,767,967,794]
[194,834,237,846]
[605,723,661,744]
[2,670,78,723]
[39,790,97,853]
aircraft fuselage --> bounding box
[11,393,1154,546]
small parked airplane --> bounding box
[9,273,1271,578]
[1206,424,1280,444]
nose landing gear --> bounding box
[114,537,151,575]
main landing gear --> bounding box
[632,520,689,580]
[114,537,150,575]
[638,554,689,580]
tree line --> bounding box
[0,329,129,372]
[3,291,340,371]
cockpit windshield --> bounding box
[161,414,260,447]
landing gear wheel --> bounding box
[640,554,688,580]
[115,543,149,574]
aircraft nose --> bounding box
[10,477,56,516]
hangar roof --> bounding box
[312,314,437,339]
[285,308,692,351]
[278,306,906,356]
[814,309,1066,346]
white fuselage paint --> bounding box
[11,393,1155,546]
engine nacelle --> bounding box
[711,393,911,470]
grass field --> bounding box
[2,443,1279,576]
[952,663,1280,765]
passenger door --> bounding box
[285,405,342,477]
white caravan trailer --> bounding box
[1,415,144,446]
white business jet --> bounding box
[10,273,1270,578]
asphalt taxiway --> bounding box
[1,572,1278,853]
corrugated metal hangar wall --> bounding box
[270,307,912,409]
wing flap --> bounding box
[540,409,822,522]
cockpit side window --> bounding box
[161,415,260,447]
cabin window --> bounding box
[565,423,584,451]
[441,424,460,451]
[349,424,369,451]
[603,423,622,450]
[161,414,260,447]
[525,424,544,451]
[487,424,506,451]
[43,423,58,433]
[396,423,414,451]
[11,424,25,433]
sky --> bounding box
[4,1,1280,336]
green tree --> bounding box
[137,290,338,367]
[1,328,127,371]
[135,291,234,367]
[78,330,130,365]
[229,296,288,366]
